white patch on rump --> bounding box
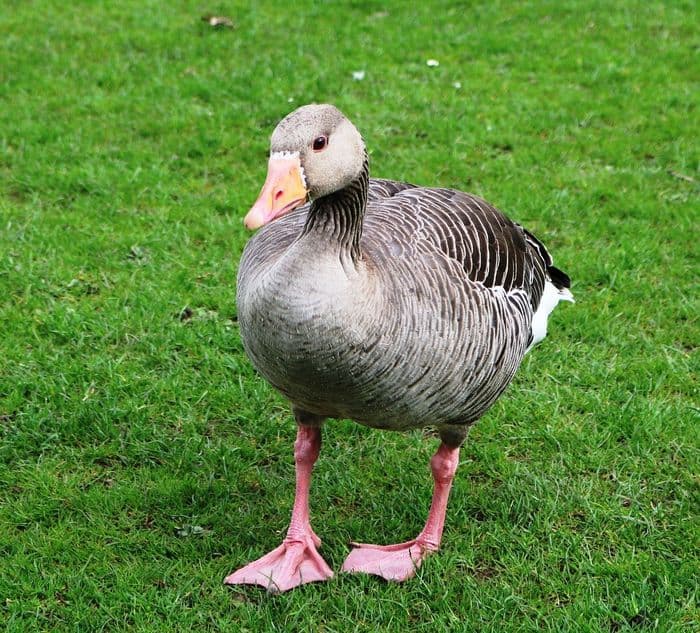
[527,281,574,352]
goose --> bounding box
[225,104,573,593]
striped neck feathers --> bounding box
[301,154,369,264]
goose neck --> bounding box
[301,156,369,263]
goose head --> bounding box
[244,104,366,229]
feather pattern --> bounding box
[237,108,571,447]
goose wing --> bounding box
[363,184,570,310]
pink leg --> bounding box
[225,424,333,593]
[341,442,460,582]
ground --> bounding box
[0,1,697,631]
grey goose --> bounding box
[225,104,573,592]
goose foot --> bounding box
[225,423,333,593]
[342,442,460,583]
[225,532,333,593]
[341,539,435,582]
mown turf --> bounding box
[1,1,698,631]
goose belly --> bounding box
[342,286,532,429]
[238,268,532,428]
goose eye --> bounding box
[312,136,327,151]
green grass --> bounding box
[1,0,697,630]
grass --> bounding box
[0,0,697,630]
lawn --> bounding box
[0,0,697,631]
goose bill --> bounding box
[244,155,308,229]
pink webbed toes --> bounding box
[341,539,435,582]
[225,534,333,593]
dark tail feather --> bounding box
[548,265,571,290]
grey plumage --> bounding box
[237,104,572,448]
